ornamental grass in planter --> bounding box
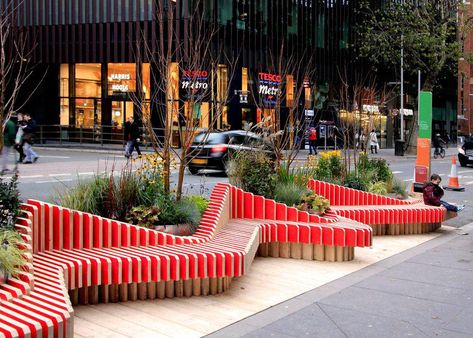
[55,162,209,235]
[0,230,25,282]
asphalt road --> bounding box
[4,147,473,228]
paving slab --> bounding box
[207,223,473,338]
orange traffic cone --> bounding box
[445,156,465,191]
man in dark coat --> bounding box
[124,116,142,159]
[22,113,39,164]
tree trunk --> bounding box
[176,149,187,201]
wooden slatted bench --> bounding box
[1,183,372,337]
[309,179,447,235]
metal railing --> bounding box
[35,124,206,148]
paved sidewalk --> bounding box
[207,223,473,338]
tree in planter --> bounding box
[131,0,238,200]
[0,0,44,151]
[335,69,396,176]
[248,41,316,173]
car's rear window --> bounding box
[193,133,227,145]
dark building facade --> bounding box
[11,0,369,143]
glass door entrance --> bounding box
[111,100,134,129]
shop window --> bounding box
[142,63,151,100]
[168,62,180,126]
[60,64,69,126]
[60,98,69,126]
[107,63,137,96]
[217,65,229,128]
[75,63,101,98]
[184,102,209,129]
[316,14,325,48]
[218,1,233,25]
[111,101,134,128]
[305,87,312,109]
[60,64,69,97]
[75,98,95,128]
[287,4,297,37]
[242,67,248,92]
[286,75,294,107]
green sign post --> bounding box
[414,91,432,187]
[418,91,432,139]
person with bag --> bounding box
[124,116,142,159]
[308,127,317,155]
[22,113,39,164]
[1,117,16,175]
[369,129,378,154]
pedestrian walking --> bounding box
[124,116,142,159]
[1,117,16,175]
[22,113,39,164]
[15,113,25,163]
[359,132,366,152]
[423,174,464,212]
[369,129,378,154]
[308,127,317,155]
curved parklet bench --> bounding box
[1,183,371,338]
[308,179,447,235]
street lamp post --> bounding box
[400,34,404,142]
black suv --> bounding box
[186,130,275,175]
[458,137,473,167]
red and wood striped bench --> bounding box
[308,179,447,235]
[1,183,371,337]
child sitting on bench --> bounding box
[423,174,465,212]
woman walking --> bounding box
[369,129,378,154]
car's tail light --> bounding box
[211,144,228,153]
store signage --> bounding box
[258,72,281,106]
[110,73,132,93]
[181,70,209,90]
[111,73,131,80]
[111,84,129,92]
[362,105,379,113]
[303,77,310,88]
[235,90,250,104]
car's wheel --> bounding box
[188,166,199,175]
[459,158,467,167]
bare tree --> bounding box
[335,69,397,175]
[249,42,315,173]
[132,0,238,199]
[0,0,42,150]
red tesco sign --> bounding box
[259,72,281,82]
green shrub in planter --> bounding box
[228,150,275,198]
[124,205,160,229]
[184,195,209,215]
[297,191,331,214]
[367,181,388,195]
[158,198,201,233]
[343,172,368,191]
[273,182,308,207]
[392,178,408,199]
[0,174,21,230]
